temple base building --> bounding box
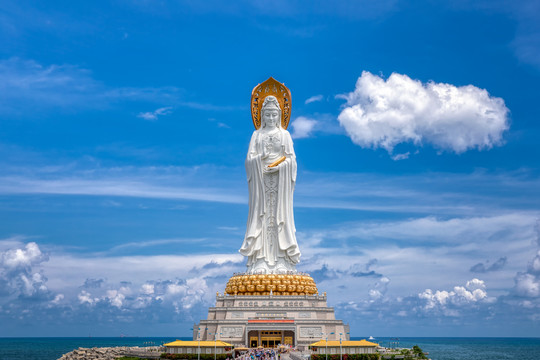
[194,274,349,349]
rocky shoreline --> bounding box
[57,346,163,360]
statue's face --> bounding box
[262,108,280,128]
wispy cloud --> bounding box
[0,235,38,251]
[470,257,508,273]
[450,1,540,70]
[0,175,245,204]
[305,94,323,104]
[127,0,398,21]
[497,1,540,70]
[289,113,343,139]
[296,169,540,215]
[0,58,238,115]
[324,214,537,245]
[391,152,410,161]
[217,226,240,231]
[137,106,173,121]
[1,165,540,216]
[290,116,318,139]
[107,238,208,253]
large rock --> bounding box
[57,346,161,360]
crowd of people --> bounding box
[231,347,288,360]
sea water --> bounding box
[0,337,539,360]
[373,337,540,360]
[0,337,179,360]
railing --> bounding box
[122,346,165,359]
[289,350,311,360]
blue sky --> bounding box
[1,0,540,337]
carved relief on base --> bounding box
[299,326,322,338]
[221,326,243,338]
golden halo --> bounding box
[251,77,292,130]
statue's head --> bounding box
[261,96,281,129]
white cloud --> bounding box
[305,95,323,104]
[141,283,155,295]
[0,242,50,298]
[338,71,510,154]
[512,219,540,299]
[106,289,126,308]
[513,250,540,298]
[0,236,33,251]
[137,106,173,121]
[368,276,390,301]
[290,116,318,139]
[333,276,502,334]
[78,290,96,305]
[514,271,540,297]
[296,212,540,304]
[51,293,64,305]
[77,286,128,308]
[0,240,244,334]
[0,242,47,270]
[419,278,491,314]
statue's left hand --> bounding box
[265,165,279,173]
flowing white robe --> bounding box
[239,128,300,272]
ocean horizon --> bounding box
[0,337,539,360]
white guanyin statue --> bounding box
[239,80,301,274]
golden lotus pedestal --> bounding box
[225,274,318,296]
[194,273,349,350]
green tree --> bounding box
[412,345,427,359]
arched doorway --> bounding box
[248,330,259,348]
[283,330,294,346]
